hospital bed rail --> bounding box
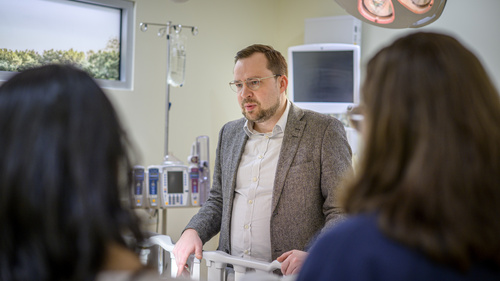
[139,234,283,281]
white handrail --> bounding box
[203,250,281,281]
[141,234,282,281]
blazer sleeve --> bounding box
[320,118,352,229]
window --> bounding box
[0,0,134,89]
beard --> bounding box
[241,97,281,124]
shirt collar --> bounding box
[244,99,290,137]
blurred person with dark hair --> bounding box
[297,32,500,280]
[0,65,163,281]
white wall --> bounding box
[0,0,495,269]
[110,0,280,169]
[57,0,500,245]
[107,0,284,249]
[359,0,500,91]
[100,0,500,246]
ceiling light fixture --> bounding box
[335,0,447,28]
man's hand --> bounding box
[276,250,308,276]
[172,228,203,277]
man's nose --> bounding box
[240,83,253,97]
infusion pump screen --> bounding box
[168,171,184,193]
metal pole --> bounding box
[138,20,198,236]
[162,21,172,236]
[164,21,172,160]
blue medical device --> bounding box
[147,165,163,208]
[131,165,145,208]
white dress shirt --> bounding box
[230,100,291,262]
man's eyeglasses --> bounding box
[229,75,281,93]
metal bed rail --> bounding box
[139,234,282,281]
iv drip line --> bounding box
[139,21,199,161]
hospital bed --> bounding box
[138,234,289,281]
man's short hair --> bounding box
[235,44,288,77]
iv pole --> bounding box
[139,21,199,240]
[139,21,199,162]
[139,21,198,275]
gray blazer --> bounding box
[185,103,352,260]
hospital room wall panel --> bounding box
[106,0,282,249]
[104,0,500,245]
[358,0,500,92]
[25,0,495,248]
[1,0,497,272]
[111,0,281,170]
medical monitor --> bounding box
[288,44,360,114]
[167,170,184,194]
[161,165,189,207]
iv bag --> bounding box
[167,33,187,87]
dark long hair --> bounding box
[342,32,500,269]
[0,65,143,281]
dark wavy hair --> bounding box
[342,32,500,270]
[0,65,143,281]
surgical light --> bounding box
[364,0,393,17]
[335,0,447,28]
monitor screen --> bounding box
[288,44,360,114]
[167,171,184,194]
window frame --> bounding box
[0,0,135,90]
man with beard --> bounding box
[173,44,352,276]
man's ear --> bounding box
[279,75,288,94]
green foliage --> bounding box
[0,38,120,81]
[83,50,119,80]
[0,49,43,72]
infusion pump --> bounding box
[131,165,146,208]
[131,165,189,208]
[158,164,189,207]
[130,136,210,209]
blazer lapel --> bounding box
[226,127,248,210]
[229,130,248,189]
[271,103,305,213]
[222,123,248,250]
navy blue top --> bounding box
[296,214,500,281]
